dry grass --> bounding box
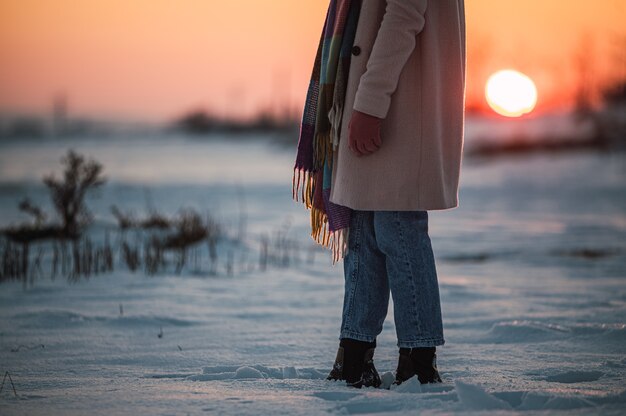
[0,149,319,287]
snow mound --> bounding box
[186,364,326,381]
[389,374,422,393]
[455,382,605,411]
[282,366,298,379]
[454,380,512,410]
[234,366,264,379]
[379,371,396,390]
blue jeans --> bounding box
[339,210,445,348]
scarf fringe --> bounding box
[292,129,331,208]
[292,167,350,265]
[310,206,349,265]
[292,177,351,265]
[292,168,314,208]
[330,227,349,264]
[310,206,328,245]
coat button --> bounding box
[351,45,361,56]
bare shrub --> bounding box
[140,209,172,229]
[110,205,135,230]
[18,197,47,227]
[43,148,106,239]
[162,208,208,249]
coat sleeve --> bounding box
[352,0,427,119]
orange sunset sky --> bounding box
[1,0,625,123]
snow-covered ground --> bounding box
[0,131,625,415]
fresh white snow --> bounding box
[0,131,625,415]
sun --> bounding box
[485,69,538,117]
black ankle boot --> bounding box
[393,347,442,385]
[350,346,382,389]
[327,338,381,388]
[327,346,344,381]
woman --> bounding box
[294,0,466,388]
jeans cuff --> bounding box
[339,330,377,343]
[397,338,445,348]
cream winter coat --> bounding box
[329,0,466,210]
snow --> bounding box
[0,131,625,415]
[543,370,605,384]
[389,375,421,393]
[455,380,513,410]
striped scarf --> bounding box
[293,0,361,263]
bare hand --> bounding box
[348,109,383,157]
